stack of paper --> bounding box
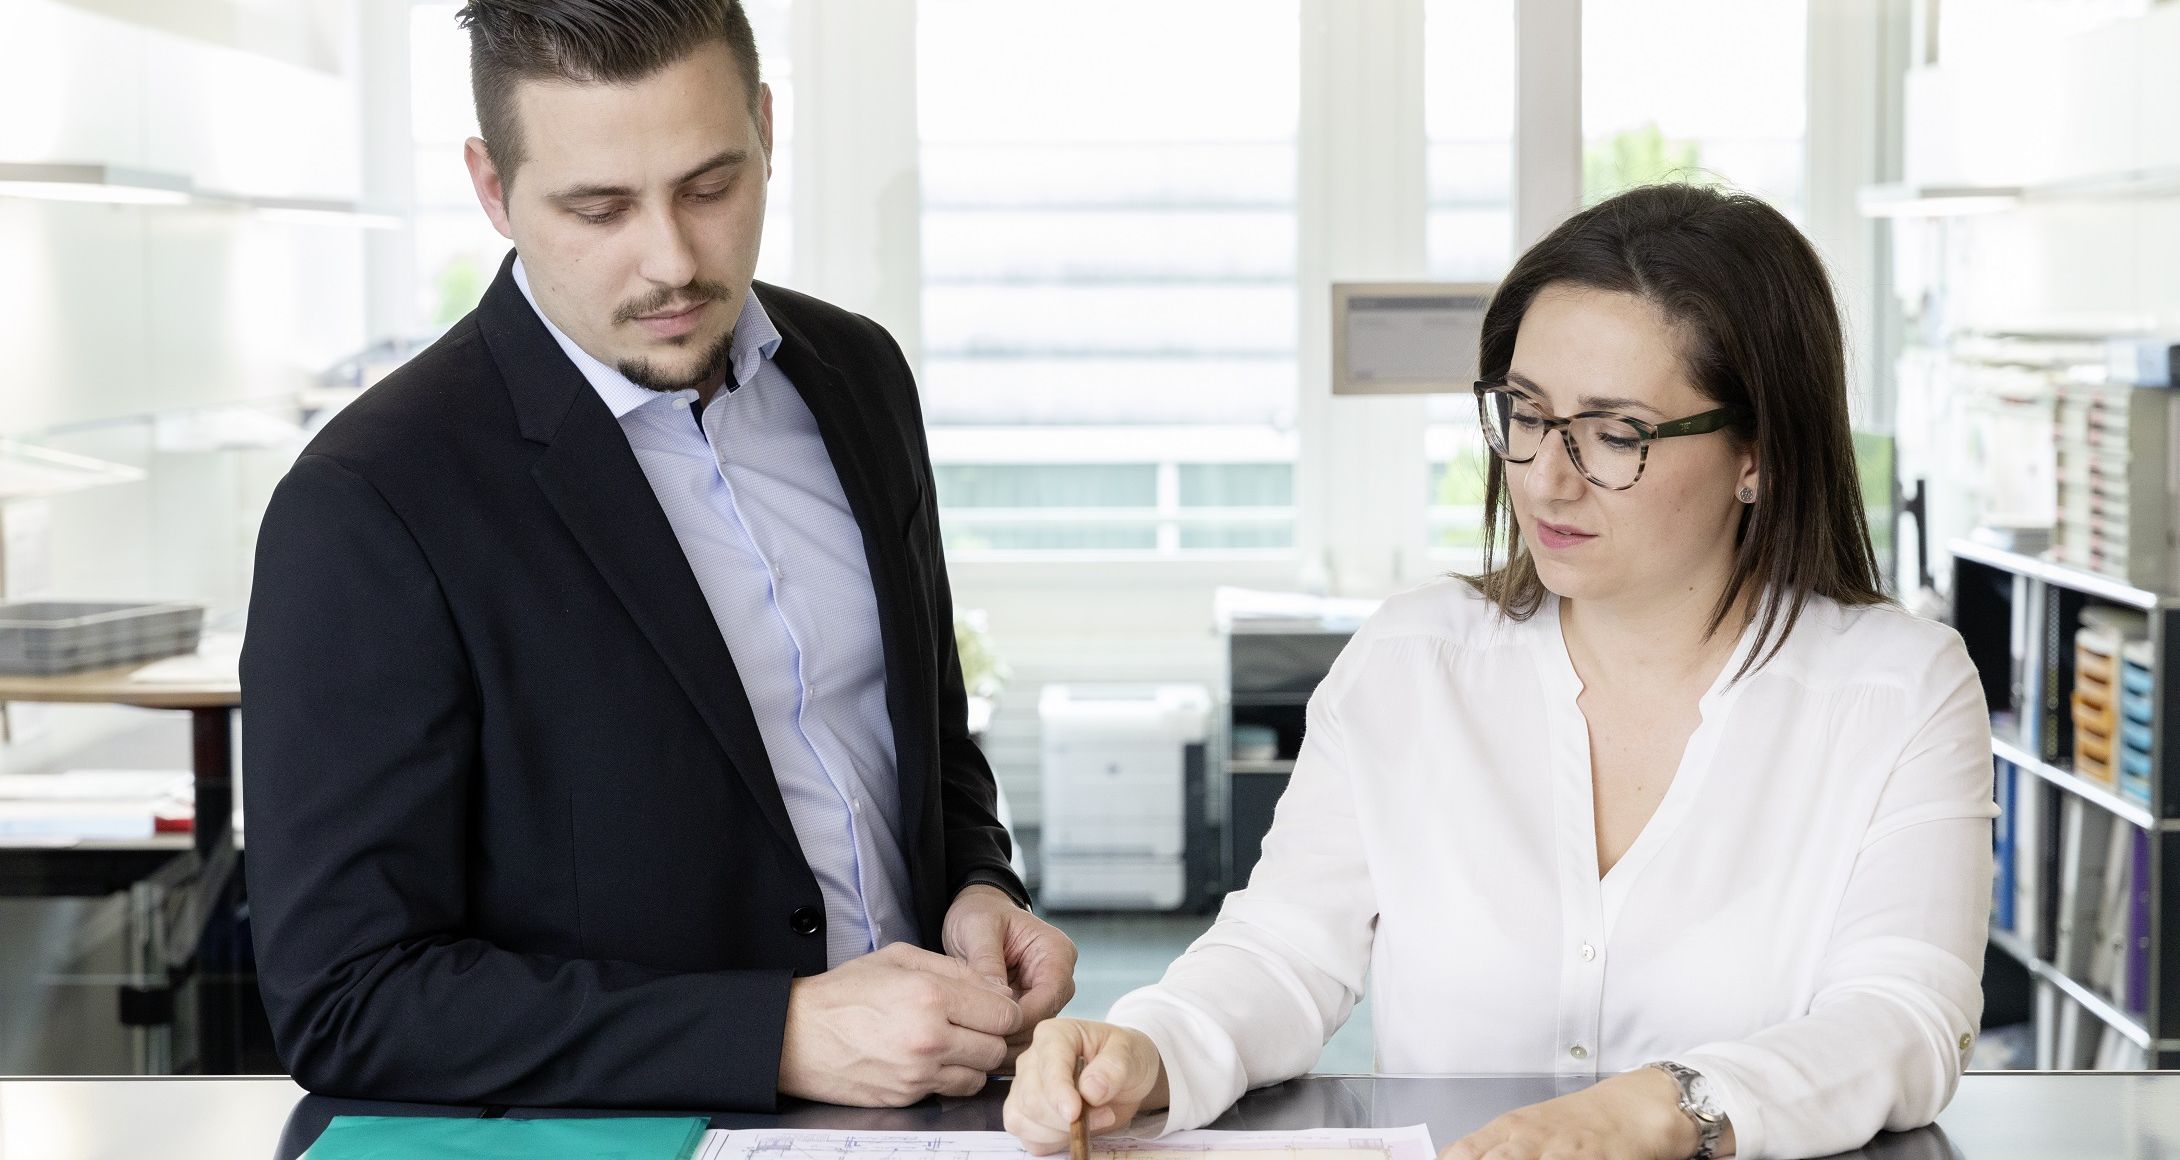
[127,631,241,684]
[697,1126,1440,1160]
[0,769,190,840]
[1215,587,1380,634]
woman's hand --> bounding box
[1003,1018,1169,1155]
[1439,1068,1728,1160]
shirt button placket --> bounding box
[1568,938,1602,1077]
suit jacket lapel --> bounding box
[766,305,937,859]
[475,254,803,858]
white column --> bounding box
[1513,0,1581,251]
[1806,0,1910,427]
[358,0,415,341]
[789,0,923,371]
[1296,0,1430,598]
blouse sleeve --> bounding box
[1106,635,1380,1131]
[1670,636,1997,1159]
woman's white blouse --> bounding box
[1109,580,1997,1160]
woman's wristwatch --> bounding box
[1644,1061,1726,1160]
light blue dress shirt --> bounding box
[515,258,916,969]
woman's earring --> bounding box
[1737,486,1755,503]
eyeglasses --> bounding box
[1473,380,1747,491]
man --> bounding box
[242,0,1074,1111]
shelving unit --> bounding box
[0,439,144,502]
[1219,621,1355,898]
[1950,538,2180,1067]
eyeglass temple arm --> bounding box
[1649,407,1747,440]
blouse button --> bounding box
[1959,1033,1974,1052]
[1578,943,1596,962]
[1569,1044,1589,1060]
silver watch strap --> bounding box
[1645,1061,1724,1160]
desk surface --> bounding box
[4,1072,2177,1160]
[0,651,240,709]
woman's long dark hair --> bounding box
[1464,183,1887,678]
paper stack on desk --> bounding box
[126,631,241,684]
[697,1126,1440,1160]
[0,769,191,839]
[300,1120,1441,1160]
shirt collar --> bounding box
[512,255,785,420]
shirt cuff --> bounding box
[1659,1052,1765,1160]
[1107,988,1241,1134]
[956,867,1032,910]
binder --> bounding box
[1994,762,2017,930]
[2035,980,2059,1070]
[2130,828,2152,1015]
[2087,816,2134,998]
[2016,775,2046,954]
[302,1115,710,1160]
[2053,796,2117,978]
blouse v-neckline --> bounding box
[1534,595,1761,919]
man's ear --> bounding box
[464,137,515,240]
[757,82,776,174]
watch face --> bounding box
[1686,1074,1722,1118]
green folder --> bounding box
[301,1114,710,1159]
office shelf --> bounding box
[1950,538,2180,613]
[1858,168,2180,219]
[1986,928,2169,1053]
[1953,540,2180,1068]
[0,439,143,502]
[1991,733,2164,833]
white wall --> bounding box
[0,0,368,763]
[1893,5,2180,587]
[0,0,366,429]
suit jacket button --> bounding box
[790,906,822,936]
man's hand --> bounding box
[777,941,1022,1107]
[942,884,1079,1062]
[1438,1067,1731,1160]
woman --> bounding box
[1005,184,1996,1160]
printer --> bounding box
[1038,684,1211,911]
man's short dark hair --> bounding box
[457,0,762,186]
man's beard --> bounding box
[613,278,736,394]
[618,328,735,395]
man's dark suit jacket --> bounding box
[241,253,1026,1111]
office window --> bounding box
[917,0,1300,557]
[1422,0,1515,552]
[406,1,793,334]
[1424,0,1516,283]
[1581,0,1806,214]
[1423,0,1810,557]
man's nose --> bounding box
[634,205,700,289]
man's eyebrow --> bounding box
[546,150,750,203]
[548,180,635,202]
[670,149,748,186]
